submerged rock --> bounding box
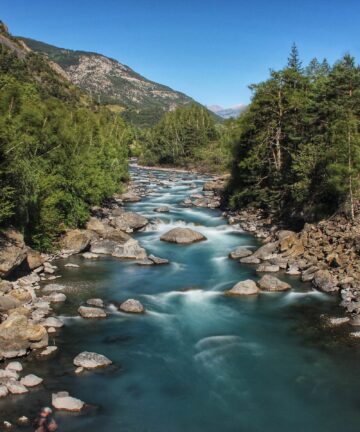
[225,280,259,296]
[73,351,112,369]
[119,299,145,314]
[258,275,291,292]
[160,228,206,244]
[154,206,170,213]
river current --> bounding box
[2,166,360,431]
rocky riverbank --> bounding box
[224,206,360,335]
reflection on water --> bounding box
[2,167,360,432]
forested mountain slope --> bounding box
[20,37,198,127]
[0,22,131,249]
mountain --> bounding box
[208,104,247,119]
[19,37,198,127]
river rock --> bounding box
[160,228,206,244]
[6,362,22,372]
[78,306,107,319]
[239,256,261,264]
[119,299,145,314]
[119,192,141,202]
[313,270,338,293]
[39,346,58,356]
[0,295,20,312]
[148,255,169,265]
[73,351,112,369]
[0,280,12,294]
[256,264,280,273]
[42,317,64,328]
[83,252,99,259]
[6,380,28,394]
[229,247,253,260]
[0,230,27,277]
[65,263,79,268]
[225,280,259,296]
[252,242,278,260]
[111,212,148,231]
[136,259,154,266]
[20,374,43,387]
[258,275,291,292]
[0,385,8,397]
[26,248,44,270]
[86,298,104,308]
[90,239,118,255]
[42,283,65,293]
[112,239,147,260]
[0,313,48,359]
[47,292,66,303]
[60,229,96,254]
[52,391,84,412]
[154,206,170,213]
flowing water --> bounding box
[2,167,360,431]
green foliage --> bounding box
[139,104,230,172]
[0,43,130,250]
[226,49,360,222]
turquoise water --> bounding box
[2,167,360,431]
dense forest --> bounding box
[225,45,360,224]
[0,24,132,250]
[137,104,235,172]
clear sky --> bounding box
[2,0,360,107]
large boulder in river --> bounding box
[90,239,118,255]
[160,228,206,244]
[225,280,259,296]
[0,313,48,359]
[258,275,291,292]
[60,229,96,254]
[110,212,148,231]
[119,299,145,314]
[112,239,147,260]
[73,351,112,369]
[252,242,278,260]
[86,218,130,243]
[312,270,338,293]
[0,230,27,277]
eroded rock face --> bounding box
[60,229,96,254]
[258,275,291,292]
[225,280,259,296]
[119,299,145,314]
[73,351,112,369]
[0,230,27,277]
[160,228,206,244]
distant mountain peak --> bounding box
[208,104,246,119]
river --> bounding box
[2,166,360,431]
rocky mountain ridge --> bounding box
[20,37,197,126]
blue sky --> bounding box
[2,0,360,107]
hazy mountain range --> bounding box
[208,104,247,119]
